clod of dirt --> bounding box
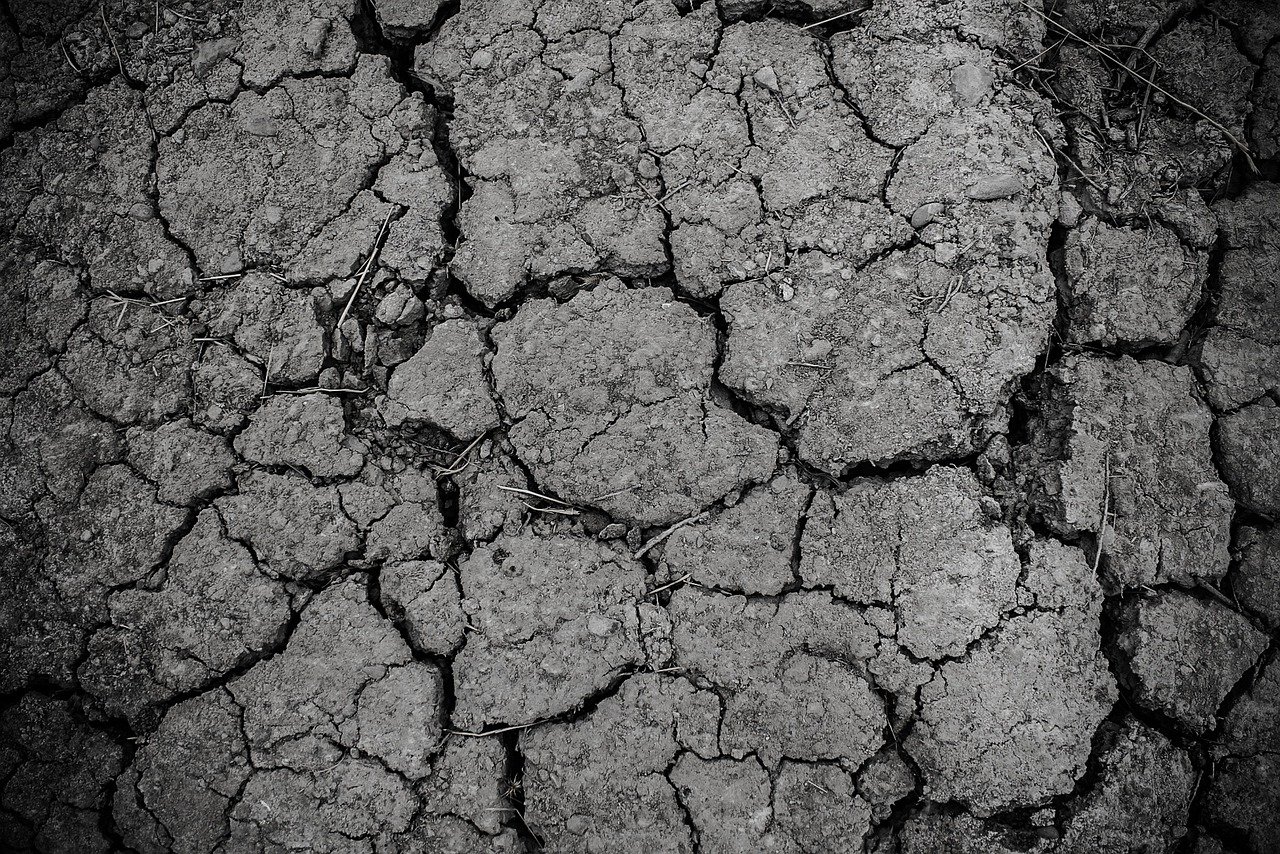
[379,559,465,656]
[1216,400,1280,517]
[658,471,810,596]
[668,588,896,768]
[0,525,86,693]
[126,419,236,505]
[1056,718,1196,854]
[62,297,195,426]
[1061,218,1205,346]
[0,250,84,396]
[520,673,722,852]
[1196,182,1280,411]
[1205,657,1280,853]
[1151,18,1256,133]
[451,532,648,729]
[858,748,917,822]
[1235,525,1280,628]
[381,319,500,439]
[668,755,781,854]
[454,447,530,543]
[1115,589,1268,734]
[339,465,452,562]
[1018,355,1233,588]
[235,392,365,478]
[802,466,1021,660]
[492,281,778,526]
[0,694,122,854]
[905,539,1115,816]
[198,272,327,386]
[191,345,263,433]
[159,56,426,274]
[237,0,358,89]
[0,84,193,299]
[371,0,443,42]
[78,510,293,727]
[216,471,359,580]
[1254,47,1280,160]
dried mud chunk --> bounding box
[114,689,249,854]
[669,755,773,854]
[1196,182,1280,410]
[905,541,1115,815]
[230,577,444,779]
[372,0,443,42]
[0,526,88,692]
[341,466,451,562]
[159,56,423,274]
[0,84,192,299]
[668,588,890,767]
[380,559,465,656]
[857,749,916,822]
[452,533,647,729]
[774,761,873,852]
[126,419,235,505]
[1235,525,1280,628]
[1057,718,1195,854]
[1018,355,1233,587]
[1062,218,1205,346]
[42,464,186,603]
[200,272,325,385]
[382,319,499,439]
[493,282,777,526]
[237,0,357,88]
[0,371,121,517]
[0,250,84,396]
[1217,400,1280,518]
[216,471,358,580]
[802,467,1021,660]
[0,694,123,854]
[455,448,528,542]
[1115,590,1267,734]
[415,3,667,305]
[659,472,810,596]
[1205,657,1280,853]
[78,510,292,727]
[722,242,1052,469]
[1254,46,1280,160]
[235,392,363,478]
[412,737,520,847]
[1151,18,1256,132]
[191,345,261,433]
[521,673,721,853]
[62,297,195,426]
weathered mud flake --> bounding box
[41,464,187,603]
[905,540,1115,815]
[62,297,195,426]
[1205,656,1280,853]
[454,447,530,543]
[0,83,193,299]
[1236,525,1280,628]
[1018,355,1233,588]
[493,282,777,526]
[1057,718,1196,854]
[1115,589,1267,734]
[236,392,364,478]
[216,471,358,580]
[1151,17,1256,133]
[78,510,292,727]
[159,56,424,274]
[371,0,443,42]
[0,694,123,854]
[801,466,1021,660]
[237,0,358,88]
[452,532,647,729]
[659,471,810,596]
[126,419,235,505]
[379,559,465,657]
[340,465,452,562]
[415,2,667,304]
[668,588,891,767]
[773,761,874,852]
[1196,182,1280,411]
[191,344,263,433]
[520,673,721,853]
[669,755,774,854]
[1218,400,1280,519]
[199,272,326,386]
[409,737,523,851]
[1062,218,1206,346]
[381,319,500,439]
[0,250,84,396]
[857,748,916,822]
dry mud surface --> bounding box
[1,0,1279,851]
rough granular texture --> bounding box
[2,0,1278,851]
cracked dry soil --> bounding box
[1,0,1280,851]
